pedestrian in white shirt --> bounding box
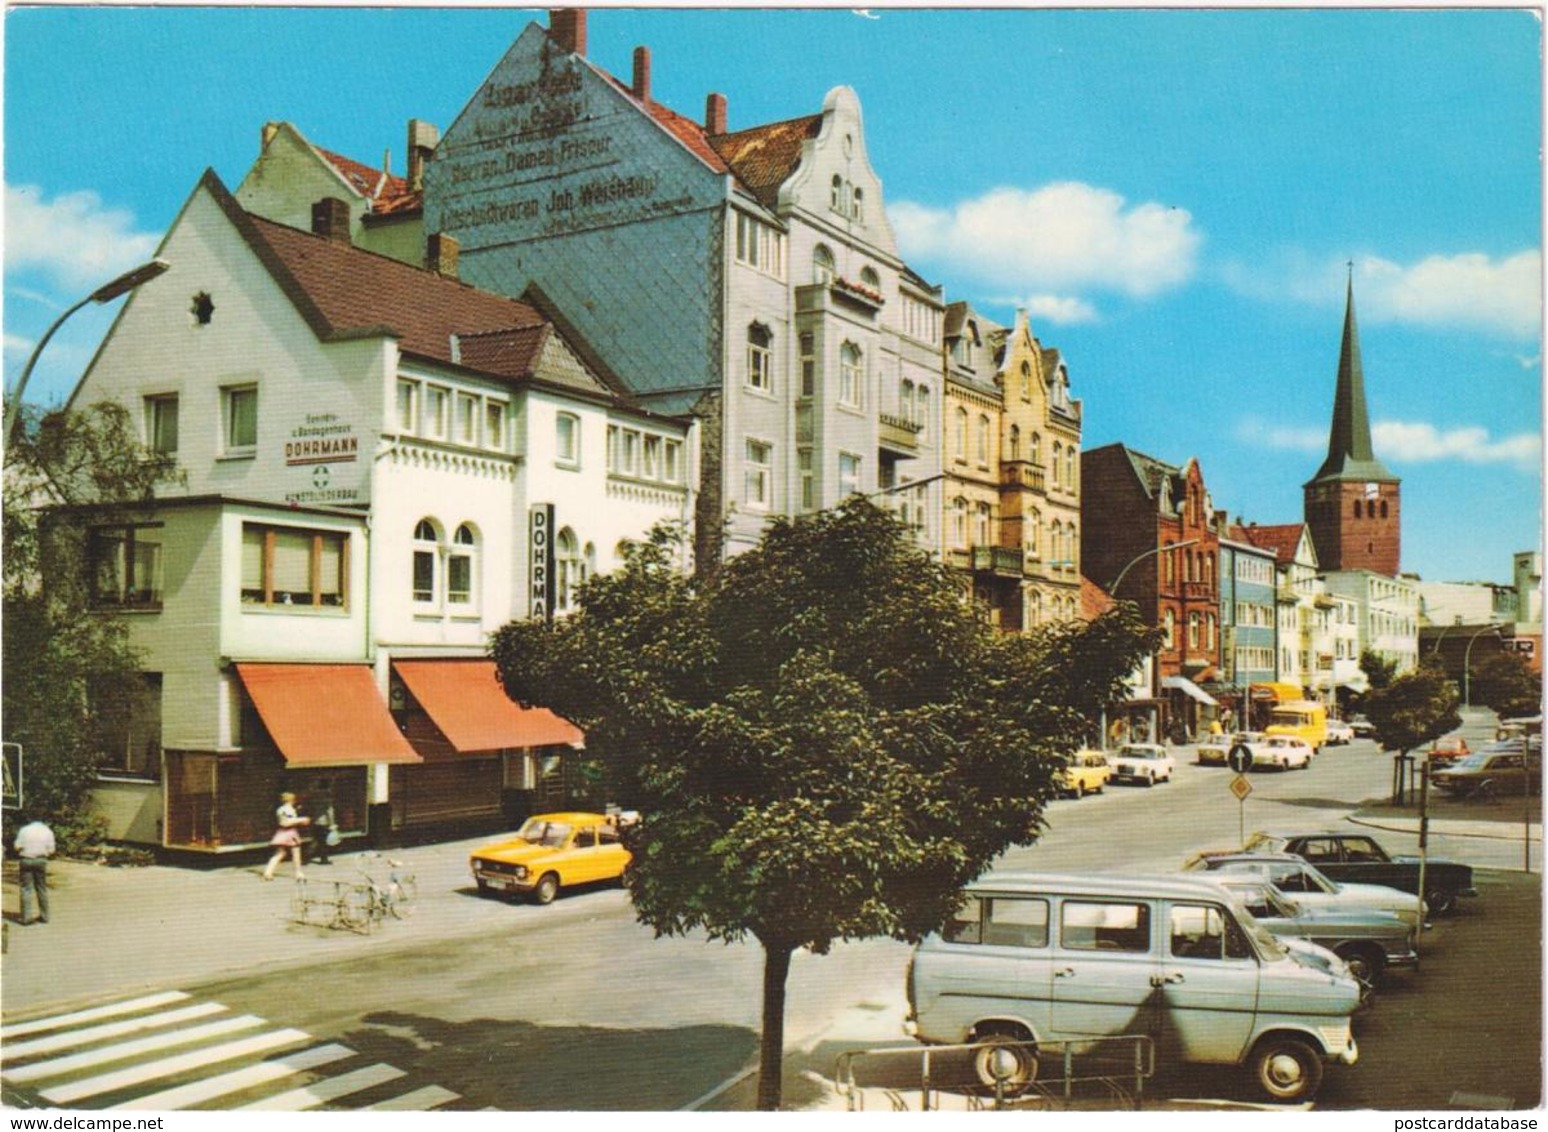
[13,818,56,925]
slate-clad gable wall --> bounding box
[423,23,726,405]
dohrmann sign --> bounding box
[530,503,556,622]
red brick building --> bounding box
[1304,277,1401,575]
[1081,444,1222,737]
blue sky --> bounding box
[4,5,1541,585]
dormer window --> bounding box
[813,244,835,285]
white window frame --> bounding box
[745,438,773,511]
[412,519,440,606]
[838,451,861,498]
[447,523,478,610]
[747,323,773,394]
[839,342,862,408]
[555,412,581,468]
[221,384,258,457]
[664,439,683,484]
[455,392,480,446]
[485,399,506,452]
[396,379,418,434]
[144,394,179,456]
[423,385,450,441]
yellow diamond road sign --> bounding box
[1230,774,1252,801]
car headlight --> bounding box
[515,865,528,880]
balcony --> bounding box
[971,544,1025,578]
[1000,460,1046,492]
[878,412,922,455]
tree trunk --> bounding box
[756,940,795,1111]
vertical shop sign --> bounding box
[530,504,555,622]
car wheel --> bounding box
[1249,1035,1324,1103]
[1426,888,1458,917]
[1335,944,1385,990]
[1144,773,1155,787]
[531,872,560,905]
[970,1027,1037,1096]
[1075,782,1085,800]
[1476,780,1498,803]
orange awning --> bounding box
[393,659,585,753]
[235,663,421,766]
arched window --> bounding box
[860,265,880,291]
[448,523,477,607]
[1188,612,1201,649]
[973,501,991,546]
[951,497,968,549]
[1009,424,1021,461]
[1164,544,1175,586]
[1028,589,1042,626]
[556,528,588,614]
[1051,441,1062,485]
[1163,609,1176,649]
[852,186,864,220]
[1031,432,1042,466]
[831,175,844,212]
[916,385,930,442]
[1353,500,1362,519]
[900,379,916,424]
[1028,507,1041,557]
[1065,445,1076,489]
[813,244,835,285]
[747,322,773,393]
[954,407,969,459]
[1380,500,1389,519]
[976,414,991,465]
[1050,520,1063,565]
[1067,522,1077,567]
[839,342,863,407]
[413,519,440,604]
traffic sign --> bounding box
[2,742,21,810]
[1227,744,1253,775]
[1229,774,1252,801]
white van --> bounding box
[905,873,1361,1103]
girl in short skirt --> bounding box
[261,792,310,880]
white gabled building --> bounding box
[69,169,696,852]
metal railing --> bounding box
[833,1034,1154,1112]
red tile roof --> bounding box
[709,114,823,208]
[314,146,418,215]
[600,72,733,177]
[1236,523,1309,566]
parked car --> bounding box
[469,811,630,904]
[1427,737,1471,767]
[1056,750,1111,798]
[1209,875,1418,988]
[1431,746,1541,802]
[1348,716,1376,738]
[905,872,1362,1103]
[1251,735,1313,771]
[1110,742,1175,785]
[1186,852,1424,929]
[1495,716,1542,744]
[1240,829,1476,916]
[1324,720,1355,746]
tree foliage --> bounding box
[1467,651,1542,720]
[490,498,1158,1108]
[1363,659,1462,757]
[3,402,179,848]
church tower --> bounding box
[1303,275,1401,575]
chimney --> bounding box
[311,197,352,244]
[427,233,460,280]
[549,8,587,56]
[705,92,727,135]
[261,122,281,151]
[632,46,651,101]
[407,119,440,191]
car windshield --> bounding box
[516,819,572,848]
[1121,747,1159,760]
[1220,893,1290,960]
[1450,754,1490,771]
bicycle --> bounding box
[291,876,376,934]
[354,851,417,922]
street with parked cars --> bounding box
[0,710,1538,1112]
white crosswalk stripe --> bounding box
[109,1042,354,1111]
[235,1062,406,1110]
[2,991,461,1111]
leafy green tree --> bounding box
[1467,650,1541,720]
[1363,658,1462,758]
[1360,649,1398,692]
[491,498,1157,1109]
[3,402,178,849]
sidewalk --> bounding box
[0,834,551,1018]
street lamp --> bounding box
[1110,537,1200,596]
[1462,622,1504,708]
[4,258,170,448]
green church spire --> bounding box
[1309,270,1395,483]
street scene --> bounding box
[1,5,1542,1126]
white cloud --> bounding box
[4,183,160,293]
[1237,417,1325,452]
[1023,294,1099,325]
[891,182,1202,309]
[1372,420,1542,472]
[1221,249,1542,340]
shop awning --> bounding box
[234,664,421,766]
[393,659,585,753]
[1162,675,1219,706]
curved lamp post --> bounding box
[4,258,170,449]
[1462,622,1504,708]
[1110,537,1199,596]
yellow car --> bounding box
[470,811,631,904]
[1057,750,1111,799]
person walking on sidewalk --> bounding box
[13,817,56,925]
[309,780,337,866]
[261,792,310,881]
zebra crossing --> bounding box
[1,990,461,1111]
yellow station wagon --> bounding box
[470,811,631,904]
[1056,750,1112,798]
